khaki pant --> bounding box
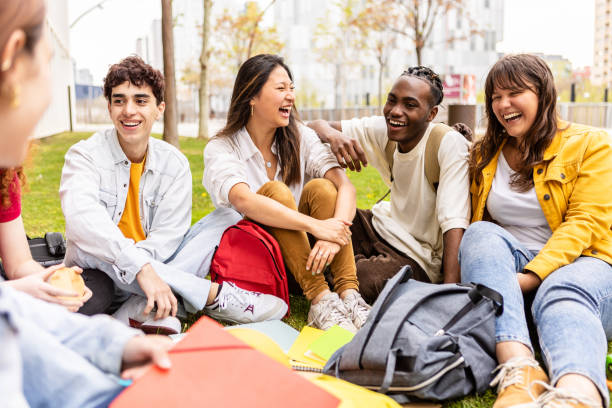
[257,179,359,301]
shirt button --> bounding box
[124,160,128,165]
[543,194,551,200]
[537,168,543,175]
[123,184,127,188]
[592,249,598,255]
[560,173,566,179]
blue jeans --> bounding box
[83,207,241,313]
[459,221,612,404]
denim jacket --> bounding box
[60,128,192,284]
[471,121,612,280]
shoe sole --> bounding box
[206,302,288,325]
[130,318,181,336]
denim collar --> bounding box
[108,128,154,173]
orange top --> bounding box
[117,160,146,242]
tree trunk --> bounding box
[416,45,422,66]
[198,0,212,139]
[161,0,179,148]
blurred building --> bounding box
[273,0,504,109]
[593,0,611,87]
[34,0,75,138]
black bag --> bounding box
[324,266,503,402]
[29,232,66,266]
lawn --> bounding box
[21,131,497,408]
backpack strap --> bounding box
[424,123,454,192]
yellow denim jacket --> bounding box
[470,121,612,280]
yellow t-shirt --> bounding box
[117,160,146,242]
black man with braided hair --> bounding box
[308,66,472,303]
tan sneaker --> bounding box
[536,382,602,408]
[490,357,550,408]
[307,292,357,333]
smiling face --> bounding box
[491,85,539,140]
[250,65,295,129]
[108,81,165,149]
[382,76,437,152]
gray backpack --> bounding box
[324,266,503,402]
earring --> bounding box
[250,104,254,116]
[4,84,20,108]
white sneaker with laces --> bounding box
[307,292,357,333]
[204,282,288,324]
[342,291,371,330]
[112,295,182,335]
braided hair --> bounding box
[401,66,444,107]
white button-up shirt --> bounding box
[203,124,340,210]
[59,128,192,285]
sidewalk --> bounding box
[72,119,226,138]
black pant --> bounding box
[78,269,116,316]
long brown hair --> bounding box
[216,54,302,186]
[469,54,559,191]
[1,167,25,209]
[0,0,46,86]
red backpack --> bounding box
[210,220,290,316]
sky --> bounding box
[68,0,596,83]
[497,0,595,69]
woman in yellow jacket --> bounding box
[459,53,612,408]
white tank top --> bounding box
[486,152,552,252]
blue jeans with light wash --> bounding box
[86,207,242,313]
[459,221,612,405]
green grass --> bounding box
[21,131,494,407]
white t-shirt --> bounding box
[203,123,340,210]
[341,116,471,283]
[486,152,552,252]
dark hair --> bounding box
[217,54,302,186]
[103,56,165,105]
[401,66,444,107]
[0,167,25,209]
[469,54,560,191]
[0,0,46,86]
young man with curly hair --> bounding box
[60,56,287,333]
[309,67,471,303]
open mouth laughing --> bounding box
[387,118,408,129]
[503,112,522,123]
[120,120,142,129]
[279,105,291,119]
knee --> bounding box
[459,221,504,258]
[303,178,337,201]
[257,181,295,207]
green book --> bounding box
[305,325,355,362]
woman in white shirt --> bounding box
[204,54,370,332]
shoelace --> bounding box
[490,357,540,393]
[217,283,259,310]
[530,381,601,408]
[312,296,349,327]
[345,294,370,323]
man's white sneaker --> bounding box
[204,282,288,324]
[307,292,358,333]
[112,295,182,335]
[342,291,371,330]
